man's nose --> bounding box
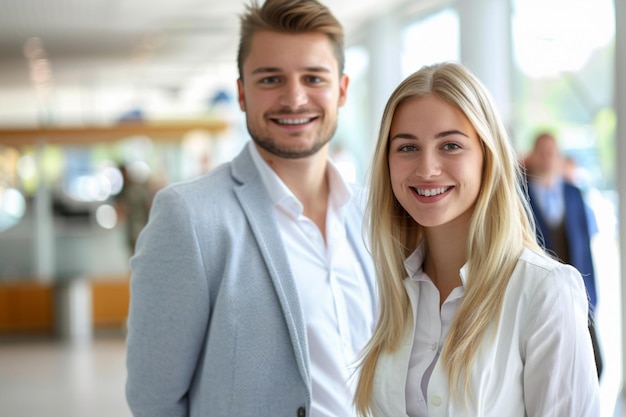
[279,79,308,108]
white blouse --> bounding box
[371,246,600,417]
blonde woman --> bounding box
[354,62,600,416]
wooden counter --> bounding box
[0,275,130,336]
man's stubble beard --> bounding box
[246,115,338,159]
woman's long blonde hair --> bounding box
[354,62,541,414]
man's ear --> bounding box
[338,74,349,107]
[237,78,246,111]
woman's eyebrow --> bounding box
[435,129,468,139]
[390,130,468,141]
[390,133,418,141]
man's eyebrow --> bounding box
[303,66,332,73]
[250,66,332,75]
[251,67,281,75]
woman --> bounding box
[354,62,599,416]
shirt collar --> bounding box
[530,175,564,193]
[247,142,352,219]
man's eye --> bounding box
[260,76,280,84]
[307,76,323,84]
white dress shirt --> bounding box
[529,177,565,227]
[371,245,600,417]
[250,143,375,417]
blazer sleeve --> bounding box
[126,186,210,417]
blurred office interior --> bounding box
[0,0,625,415]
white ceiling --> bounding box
[0,0,421,127]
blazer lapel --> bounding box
[230,146,311,389]
[527,185,552,249]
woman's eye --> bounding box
[442,143,461,151]
[397,144,417,152]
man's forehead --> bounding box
[243,31,339,72]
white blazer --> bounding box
[371,248,600,417]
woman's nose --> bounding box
[413,151,441,178]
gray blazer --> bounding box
[125,144,376,417]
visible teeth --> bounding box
[276,118,311,125]
[416,187,448,197]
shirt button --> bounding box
[431,395,442,406]
[431,342,437,351]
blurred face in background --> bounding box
[531,134,563,180]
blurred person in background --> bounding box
[114,162,153,255]
[524,131,603,379]
[125,0,376,416]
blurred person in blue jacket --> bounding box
[524,131,603,379]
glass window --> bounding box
[512,6,619,406]
[333,46,371,184]
[511,0,615,191]
[401,8,460,77]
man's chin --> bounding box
[252,138,330,159]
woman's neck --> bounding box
[424,224,468,307]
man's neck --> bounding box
[536,171,561,188]
[256,144,331,237]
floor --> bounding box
[0,334,132,417]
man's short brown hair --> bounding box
[237,0,345,80]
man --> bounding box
[125,1,376,416]
[525,132,603,378]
